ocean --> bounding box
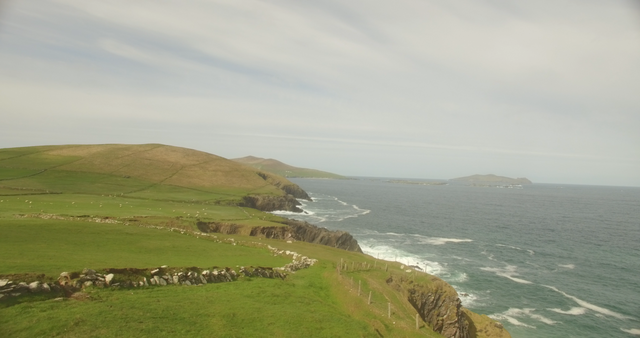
[274,178,640,338]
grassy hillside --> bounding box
[0,144,295,201]
[233,156,347,179]
[0,144,509,338]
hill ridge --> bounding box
[232,155,346,179]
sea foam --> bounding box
[543,285,633,320]
[480,265,532,284]
[621,328,640,335]
[489,308,558,328]
[495,244,535,255]
[410,234,473,245]
[359,242,447,276]
[558,264,575,269]
[548,307,587,315]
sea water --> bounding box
[274,178,640,337]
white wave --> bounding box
[558,264,575,269]
[530,314,559,325]
[489,308,558,328]
[447,272,469,283]
[270,210,301,216]
[548,307,587,315]
[451,256,472,261]
[335,197,349,206]
[496,244,522,250]
[413,235,473,245]
[489,313,536,329]
[455,289,480,308]
[481,266,533,284]
[621,328,640,335]
[495,244,535,256]
[543,285,633,320]
[359,243,447,276]
[352,204,371,215]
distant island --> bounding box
[388,180,447,186]
[232,156,347,179]
[450,174,532,187]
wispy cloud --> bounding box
[1,0,639,185]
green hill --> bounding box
[0,144,510,338]
[232,156,347,179]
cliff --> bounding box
[255,171,311,200]
[196,219,363,253]
[240,194,304,212]
[387,274,511,338]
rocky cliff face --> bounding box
[387,274,470,338]
[197,219,362,253]
[240,194,303,212]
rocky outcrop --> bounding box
[279,184,311,200]
[197,219,363,253]
[241,194,303,212]
[281,219,363,252]
[255,171,311,200]
[387,274,469,338]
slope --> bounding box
[233,156,346,179]
[0,144,308,206]
[0,144,510,338]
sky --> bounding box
[1,0,639,186]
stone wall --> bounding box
[0,247,316,301]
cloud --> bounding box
[0,0,639,185]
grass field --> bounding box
[0,145,505,337]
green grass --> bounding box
[0,144,499,338]
[0,272,376,337]
[0,219,290,276]
[0,168,44,180]
[0,215,439,337]
[0,193,285,228]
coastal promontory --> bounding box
[0,144,510,337]
[232,156,346,179]
[451,174,532,185]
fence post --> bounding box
[368,291,372,305]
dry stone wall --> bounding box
[0,247,317,301]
